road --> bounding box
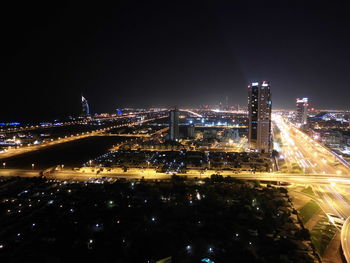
[1,112,349,261]
[0,129,108,160]
[0,116,165,160]
[99,127,169,137]
[0,121,83,134]
[274,114,350,262]
[3,168,350,261]
[342,217,350,263]
[0,165,349,261]
[273,114,349,175]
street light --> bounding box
[31,163,35,169]
[2,162,6,169]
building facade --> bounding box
[81,95,90,116]
[169,108,179,141]
[296,98,308,125]
[186,125,195,139]
[248,81,272,153]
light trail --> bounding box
[273,113,350,262]
[179,109,203,117]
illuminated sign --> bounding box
[296,98,308,103]
[252,82,259,86]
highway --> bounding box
[180,109,203,117]
[195,125,248,129]
[0,129,109,160]
[0,121,84,134]
[0,116,166,160]
[0,164,349,261]
[274,114,350,262]
[100,166,350,262]
[1,112,349,261]
[274,114,349,175]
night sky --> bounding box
[2,1,350,122]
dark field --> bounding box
[0,177,316,263]
[0,136,127,169]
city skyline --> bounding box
[1,2,350,262]
[2,1,350,122]
[1,87,348,123]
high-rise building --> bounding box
[248,81,272,153]
[169,108,179,141]
[296,98,308,125]
[81,95,90,115]
[187,125,195,139]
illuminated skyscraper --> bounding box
[248,81,272,153]
[169,108,179,141]
[81,95,90,115]
[296,98,308,125]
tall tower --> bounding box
[296,98,308,125]
[169,108,179,141]
[81,95,90,116]
[248,81,272,153]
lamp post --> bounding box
[2,162,6,169]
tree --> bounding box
[295,228,310,240]
[210,174,224,182]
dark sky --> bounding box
[2,1,350,121]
